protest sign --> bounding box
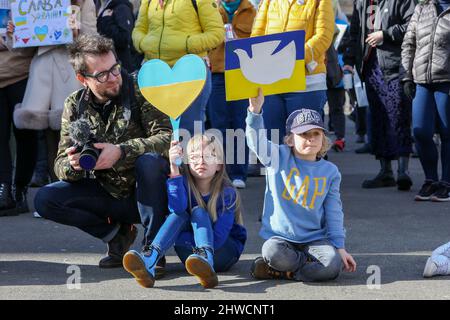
[10,0,73,47]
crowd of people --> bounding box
[1,0,449,288]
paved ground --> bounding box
[1,119,450,300]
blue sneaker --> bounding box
[123,246,160,288]
[185,247,218,288]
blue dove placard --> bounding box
[225,30,306,101]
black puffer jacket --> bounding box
[97,0,134,71]
[401,1,450,84]
[343,0,417,81]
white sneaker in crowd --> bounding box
[33,211,42,218]
[232,179,246,189]
[431,241,450,258]
[423,255,450,278]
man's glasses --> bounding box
[83,63,121,83]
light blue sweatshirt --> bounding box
[245,110,346,249]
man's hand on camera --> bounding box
[93,143,122,170]
[66,147,82,171]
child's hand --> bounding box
[6,21,14,39]
[338,249,357,272]
[169,140,182,175]
[248,88,264,114]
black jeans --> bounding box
[326,88,346,139]
[34,153,169,243]
[0,78,38,186]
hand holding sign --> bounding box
[137,54,207,165]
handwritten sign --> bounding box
[10,0,73,47]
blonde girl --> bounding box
[123,134,247,288]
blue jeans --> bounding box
[262,90,327,144]
[151,207,241,272]
[34,153,169,244]
[207,73,249,181]
[412,83,450,183]
[262,237,342,282]
[179,68,212,136]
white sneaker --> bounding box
[423,255,450,278]
[33,211,42,218]
[431,241,450,258]
[232,179,246,189]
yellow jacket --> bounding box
[132,0,225,66]
[251,0,334,76]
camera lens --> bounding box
[79,145,99,170]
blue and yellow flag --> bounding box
[225,30,306,101]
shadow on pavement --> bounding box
[0,260,129,287]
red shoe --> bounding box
[332,138,345,152]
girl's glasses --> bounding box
[188,153,218,164]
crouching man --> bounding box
[34,34,172,275]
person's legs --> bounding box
[327,88,346,152]
[229,98,250,183]
[327,88,346,140]
[45,129,60,182]
[151,212,191,253]
[35,179,140,240]
[175,234,241,272]
[427,84,450,201]
[180,69,212,136]
[412,84,438,182]
[123,211,191,287]
[261,237,303,273]
[212,237,241,272]
[294,240,342,282]
[0,86,13,185]
[261,94,287,144]
[9,79,38,211]
[30,130,50,187]
[433,85,450,183]
[35,179,140,267]
[134,152,170,246]
[382,78,413,190]
[285,90,328,119]
[0,86,15,216]
[361,55,396,188]
[206,73,237,180]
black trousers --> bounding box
[326,88,346,139]
[34,153,170,244]
[0,79,37,186]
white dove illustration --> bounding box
[234,40,296,85]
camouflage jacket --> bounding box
[55,72,172,199]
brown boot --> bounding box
[99,224,138,268]
[250,257,294,280]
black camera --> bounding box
[77,143,100,171]
[69,118,100,171]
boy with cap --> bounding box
[245,89,356,282]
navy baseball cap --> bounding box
[286,109,327,135]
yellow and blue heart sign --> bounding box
[138,55,207,119]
